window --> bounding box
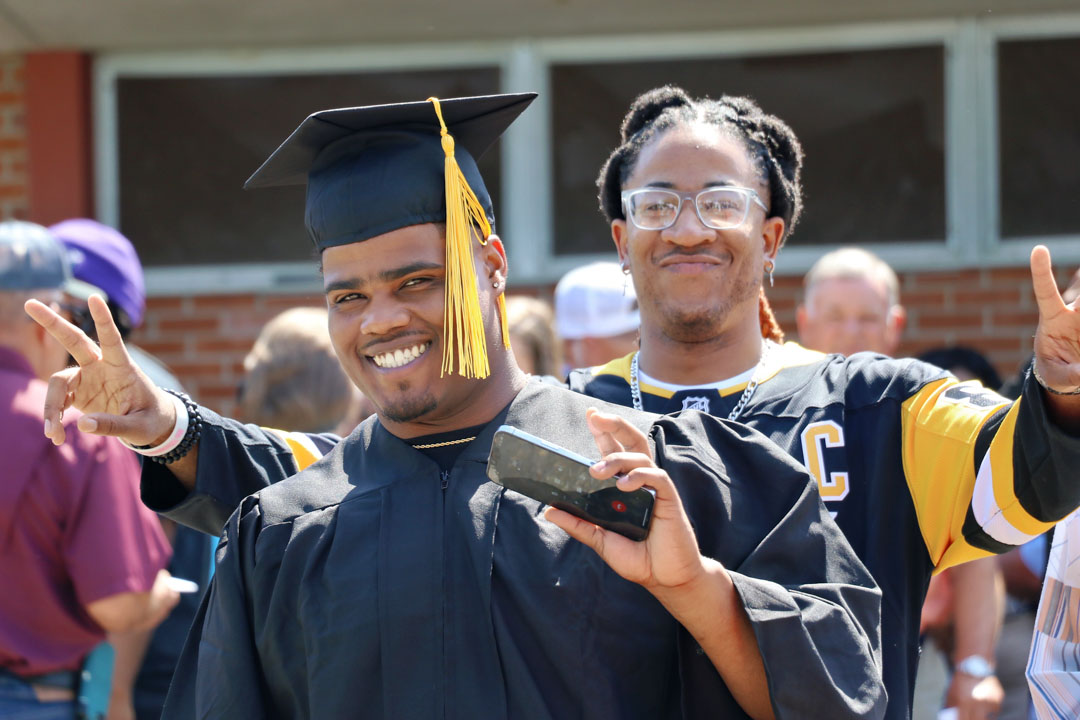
[997,36,1080,240]
[117,68,500,267]
[550,46,945,256]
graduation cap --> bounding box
[246,92,537,380]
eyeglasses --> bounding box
[620,186,768,231]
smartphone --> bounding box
[487,425,655,541]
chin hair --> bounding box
[658,275,758,342]
[378,392,438,424]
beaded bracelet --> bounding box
[120,390,203,463]
[1032,362,1080,396]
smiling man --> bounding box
[27,94,885,720]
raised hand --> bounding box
[24,294,176,446]
[543,407,707,592]
[1031,245,1080,395]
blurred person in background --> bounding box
[798,247,1005,720]
[238,306,375,436]
[50,219,182,391]
[796,247,906,358]
[0,221,175,720]
[505,295,561,377]
[49,218,208,720]
[554,260,639,371]
[1013,267,1080,720]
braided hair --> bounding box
[596,85,804,342]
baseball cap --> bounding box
[49,219,146,329]
[0,220,97,298]
[554,261,639,340]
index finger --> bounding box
[587,409,652,457]
[24,299,102,367]
[1031,245,1067,318]
[87,294,131,365]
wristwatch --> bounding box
[955,655,995,679]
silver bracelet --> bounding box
[1032,362,1080,396]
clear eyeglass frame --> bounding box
[620,186,769,231]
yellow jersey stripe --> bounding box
[901,377,1017,570]
[265,428,325,472]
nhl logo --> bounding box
[681,396,711,412]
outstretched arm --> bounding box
[1030,245,1080,430]
[25,295,339,535]
[24,295,200,487]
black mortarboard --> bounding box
[244,93,536,251]
[245,92,537,380]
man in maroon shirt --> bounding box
[0,221,177,719]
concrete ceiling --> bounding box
[2,0,1079,52]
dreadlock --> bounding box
[596,86,803,340]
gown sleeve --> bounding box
[653,412,886,720]
[140,406,340,535]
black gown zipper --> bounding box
[440,469,449,490]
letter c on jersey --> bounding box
[800,420,849,501]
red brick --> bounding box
[911,312,983,329]
[905,270,982,288]
[159,317,220,332]
[195,338,255,353]
[192,294,259,310]
[145,297,184,311]
[260,295,324,313]
[987,267,1035,283]
[954,289,1022,305]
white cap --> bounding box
[554,261,639,340]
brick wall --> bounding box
[136,263,1065,418]
[0,54,27,219]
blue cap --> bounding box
[0,220,97,298]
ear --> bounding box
[795,304,809,338]
[481,234,509,290]
[762,216,785,261]
[885,305,907,354]
[611,220,630,268]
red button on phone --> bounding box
[611,500,627,513]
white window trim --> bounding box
[93,15,1080,296]
[977,13,1080,268]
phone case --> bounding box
[486,425,655,541]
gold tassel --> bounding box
[498,293,511,351]
[429,97,493,379]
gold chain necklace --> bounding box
[411,435,477,449]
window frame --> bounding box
[978,13,1080,268]
[93,15,1080,295]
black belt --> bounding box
[1,667,79,691]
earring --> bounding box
[621,264,630,275]
[492,281,500,288]
[764,258,775,288]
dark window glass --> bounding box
[998,37,1080,239]
[118,69,500,266]
[551,46,945,255]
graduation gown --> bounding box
[160,381,884,719]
